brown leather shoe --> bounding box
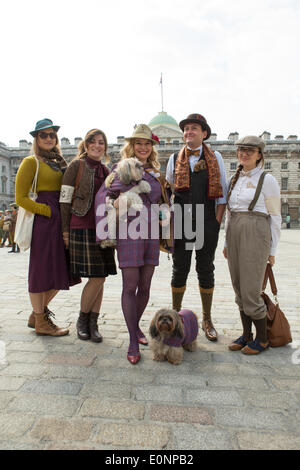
[228,334,253,351]
[28,311,35,328]
[202,319,218,342]
[34,311,69,336]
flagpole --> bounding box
[160,73,164,112]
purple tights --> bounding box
[121,265,155,354]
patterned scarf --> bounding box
[174,143,223,199]
[38,148,68,173]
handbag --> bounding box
[3,220,11,231]
[261,263,292,347]
[14,157,39,252]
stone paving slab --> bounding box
[0,229,299,450]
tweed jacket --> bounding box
[60,158,109,233]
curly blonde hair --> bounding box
[120,140,160,171]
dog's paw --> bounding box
[152,354,166,362]
[100,239,116,249]
[138,180,151,193]
[167,358,182,365]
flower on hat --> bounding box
[151,133,160,144]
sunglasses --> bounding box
[38,131,57,140]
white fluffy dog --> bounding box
[100,158,151,248]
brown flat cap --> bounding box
[235,136,265,152]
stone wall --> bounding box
[1,133,299,224]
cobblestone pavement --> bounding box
[0,229,299,450]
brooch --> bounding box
[194,160,207,172]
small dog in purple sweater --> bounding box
[149,308,198,365]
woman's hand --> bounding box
[223,247,228,259]
[268,255,275,266]
[63,232,69,249]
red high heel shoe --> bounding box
[127,353,141,365]
[138,336,148,346]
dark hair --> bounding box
[227,149,264,202]
[74,129,109,162]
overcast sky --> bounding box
[1,0,300,147]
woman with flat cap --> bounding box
[15,118,80,336]
[223,136,281,354]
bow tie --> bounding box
[187,149,200,157]
[241,170,251,177]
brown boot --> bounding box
[28,307,54,329]
[89,312,103,343]
[34,311,69,336]
[28,311,35,328]
[200,286,218,342]
[171,285,186,312]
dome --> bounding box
[149,111,179,128]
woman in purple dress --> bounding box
[15,119,80,336]
[96,124,170,364]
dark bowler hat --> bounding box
[179,113,211,140]
[30,118,60,137]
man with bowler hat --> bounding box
[166,113,227,341]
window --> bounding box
[298,162,300,170]
[281,162,288,170]
[281,177,288,190]
[173,140,180,145]
[230,162,237,171]
[1,176,7,193]
[265,162,271,170]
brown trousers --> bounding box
[226,212,271,320]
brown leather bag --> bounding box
[261,263,292,347]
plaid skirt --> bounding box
[70,228,117,278]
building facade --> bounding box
[1,113,299,224]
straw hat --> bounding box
[125,124,159,145]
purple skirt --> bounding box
[28,191,81,293]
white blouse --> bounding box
[224,167,281,255]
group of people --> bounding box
[0,205,20,252]
[14,114,281,365]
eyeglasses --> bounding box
[38,131,57,140]
[237,147,259,156]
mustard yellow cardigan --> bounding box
[15,156,63,217]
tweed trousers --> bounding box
[226,211,271,320]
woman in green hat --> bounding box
[15,119,80,337]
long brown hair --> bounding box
[73,129,109,163]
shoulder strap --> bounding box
[248,171,266,211]
[262,263,278,296]
[72,159,84,202]
[31,157,39,195]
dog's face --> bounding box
[149,308,184,339]
[117,157,144,185]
